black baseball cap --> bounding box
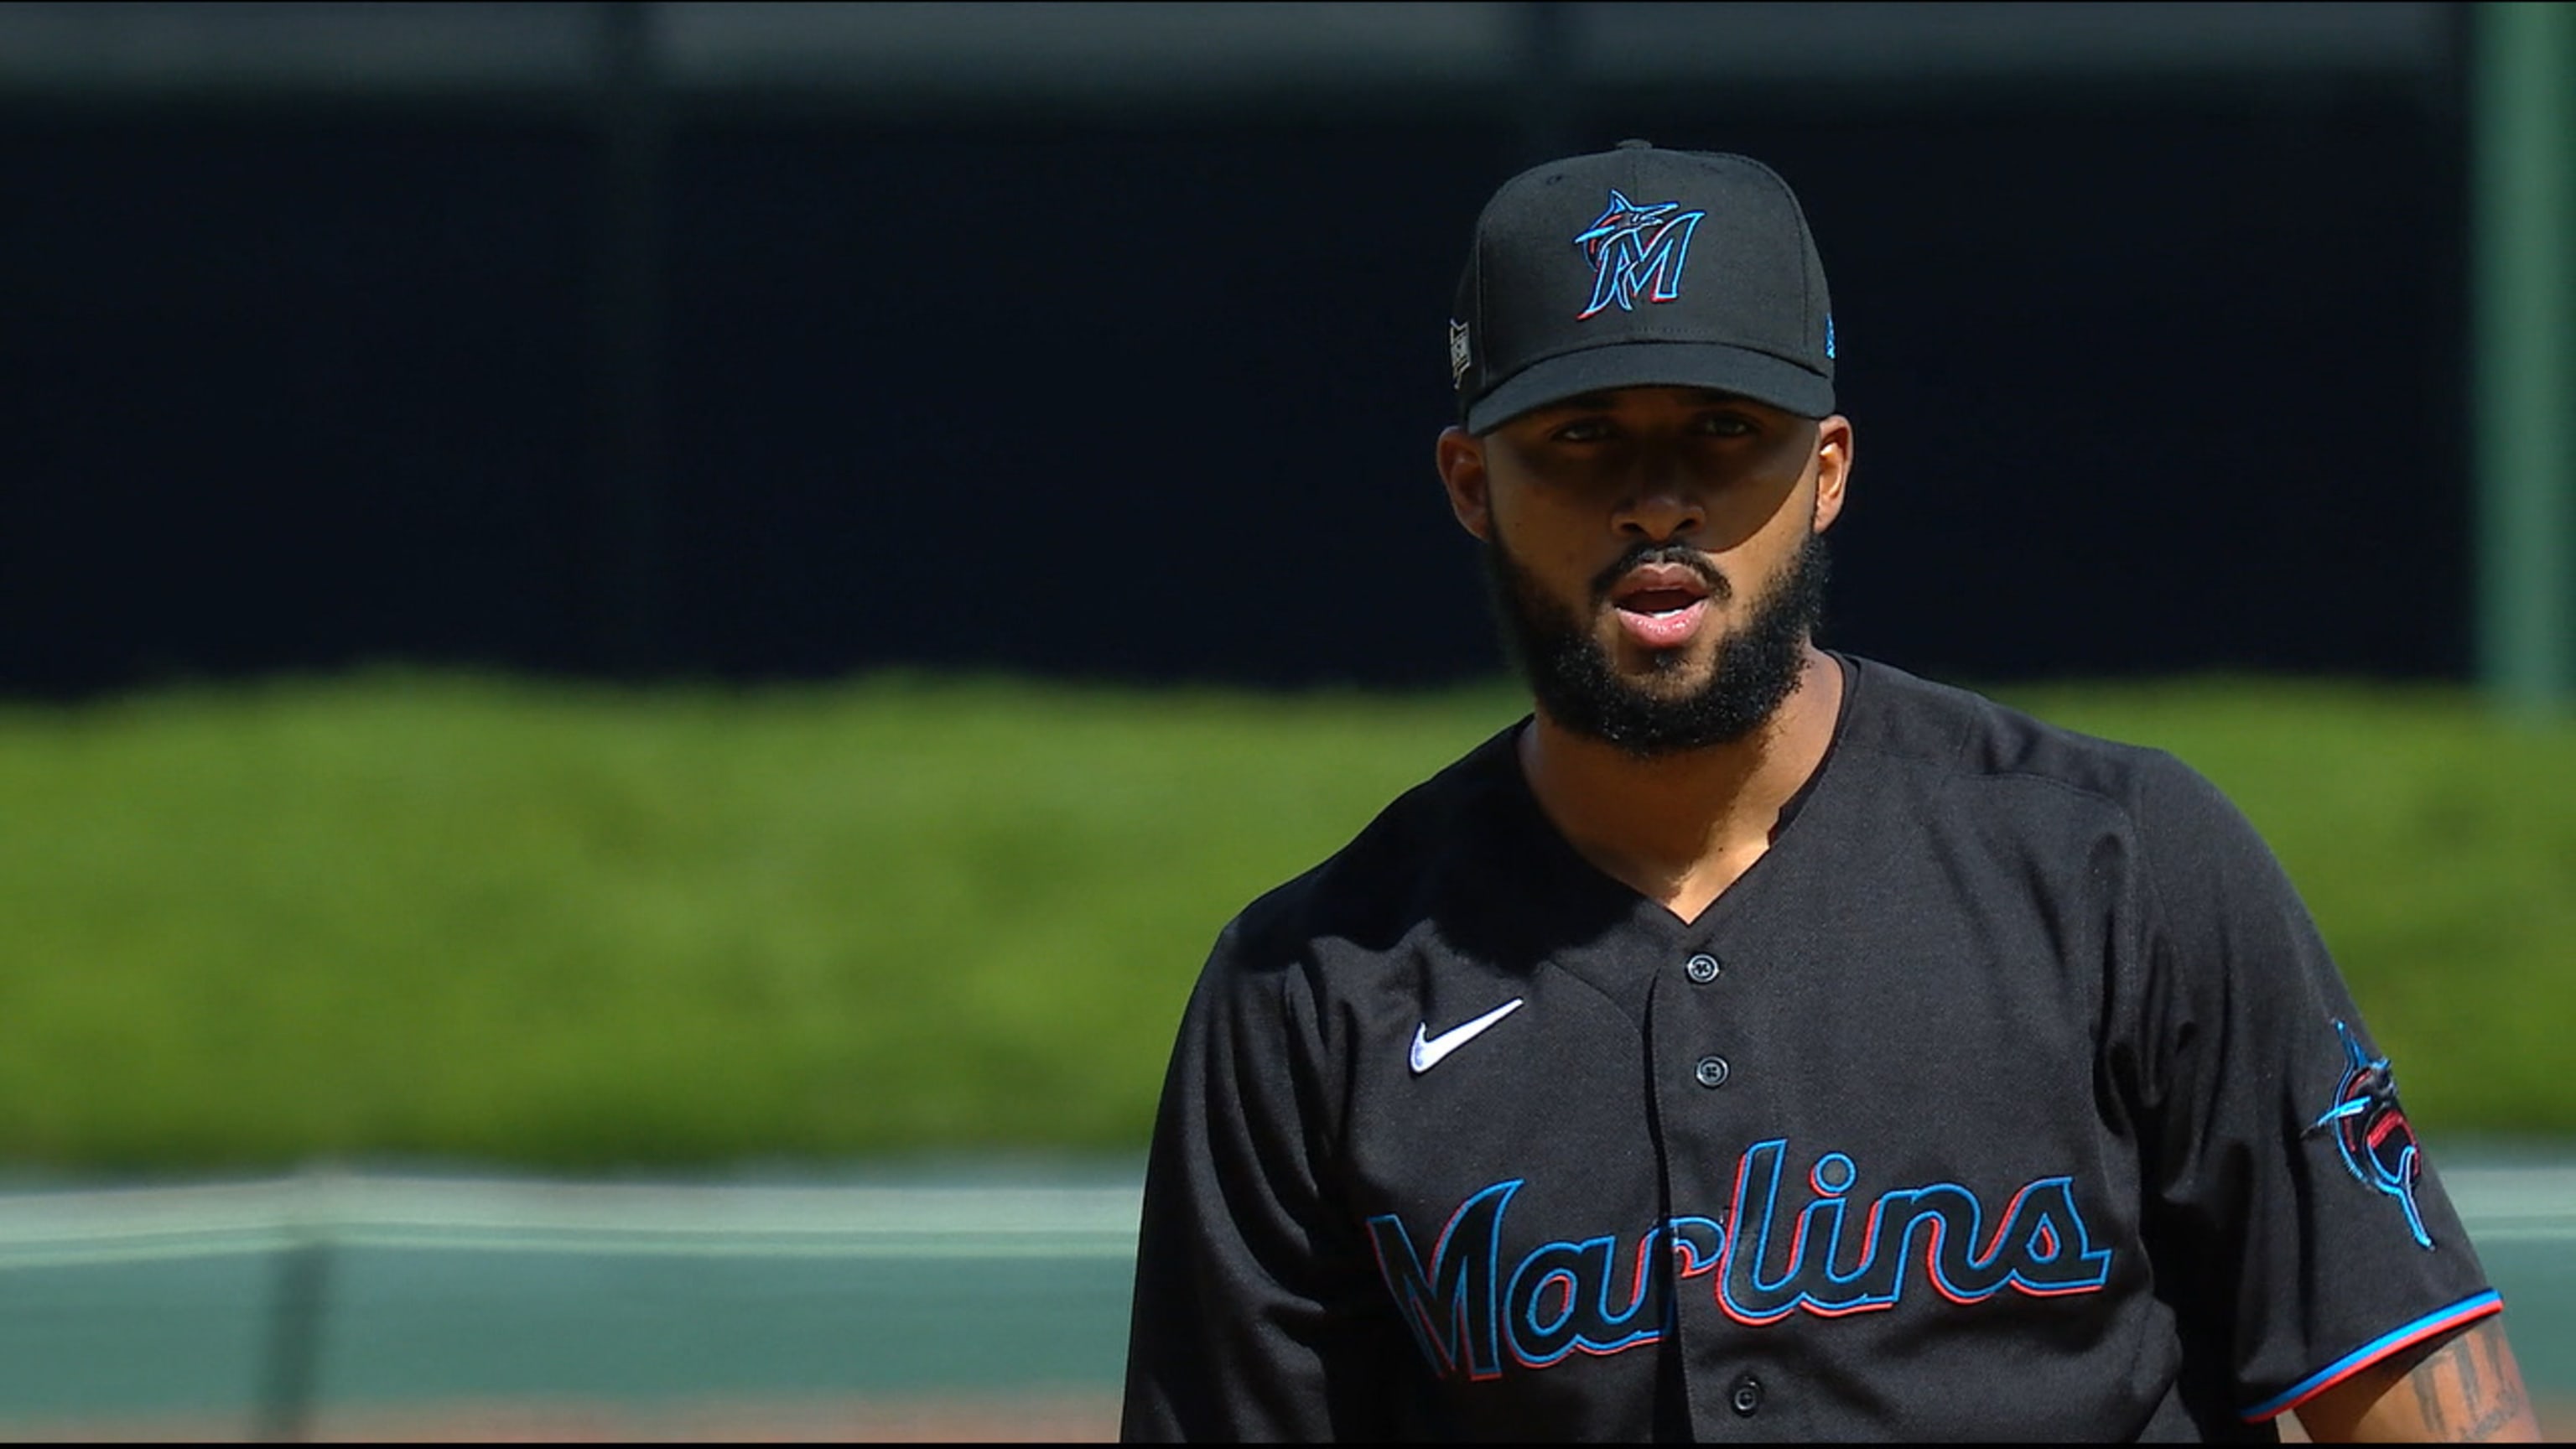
[1449,140,1836,433]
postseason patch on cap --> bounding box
[1448,319,1472,386]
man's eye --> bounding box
[1552,418,1617,443]
[1696,413,1757,437]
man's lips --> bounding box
[1608,562,1716,649]
[1608,561,1716,607]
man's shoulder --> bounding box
[1841,654,2211,819]
[1841,656,2297,939]
[1217,722,1525,973]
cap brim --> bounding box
[1465,341,1834,434]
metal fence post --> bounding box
[251,1173,335,1443]
[2474,0,2576,716]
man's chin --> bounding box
[1606,638,1722,688]
[1591,656,1733,714]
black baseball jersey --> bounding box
[1120,654,2500,1441]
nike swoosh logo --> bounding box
[1409,998,1526,1075]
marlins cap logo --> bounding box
[1573,189,1706,320]
[2307,1020,2433,1249]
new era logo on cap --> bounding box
[1449,139,1836,433]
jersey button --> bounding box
[1684,953,1721,984]
[1694,1055,1730,1088]
[1730,1374,1763,1415]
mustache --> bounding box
[1589,541,1731,606]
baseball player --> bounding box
[1119,142,2539,1441]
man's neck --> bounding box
[1516,646,1845,923]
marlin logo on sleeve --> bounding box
[2307,1019,2433,1249]
[1573,190,1705,320]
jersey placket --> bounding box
[1643,916,1805,1441]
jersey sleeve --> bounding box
[1119,912,1397,1441]
[2119,756,2500,1425]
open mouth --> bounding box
[1608,563,1716,649]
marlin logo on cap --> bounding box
[1573,190,1706,320]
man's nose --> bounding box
[1615,478,1706,542]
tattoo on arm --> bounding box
[2400,1321,2536,1440]
[2298,1317,2540,1441]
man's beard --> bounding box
[1482,525,1831,757]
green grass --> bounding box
[0,669,2567,1170]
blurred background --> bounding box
[0,1,2571,1440]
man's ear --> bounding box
[1810,413,1853,533]
[1436,426,1493,541]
